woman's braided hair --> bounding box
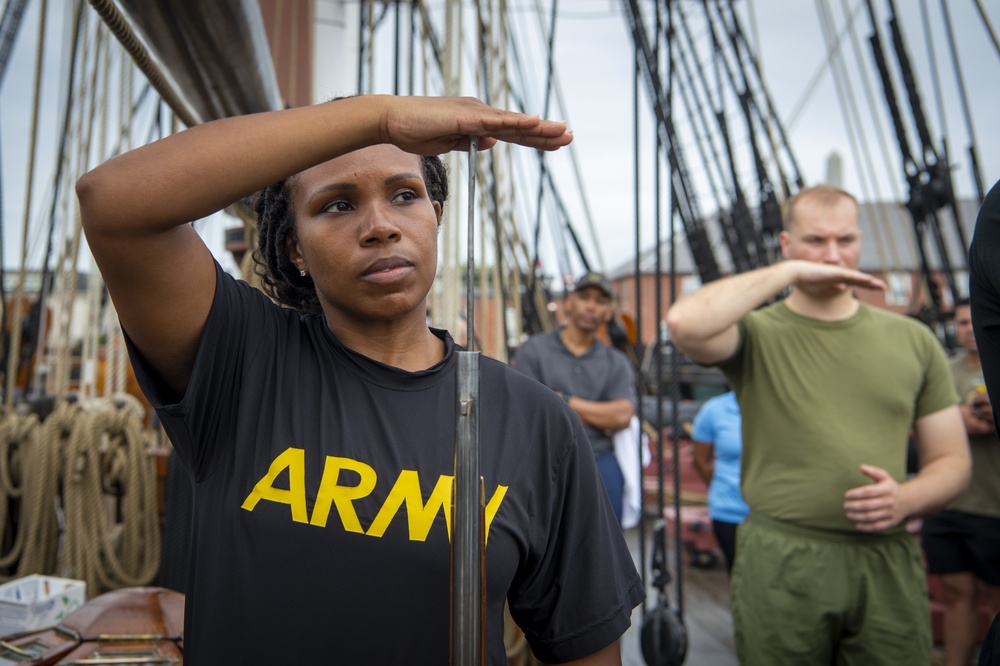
[252,154,449,315]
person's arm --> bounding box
[566,396,634,432]
[545,640,621,665]
[843,405,970,531]
[959,397,995,436]
[77,96,571,396]
[665,261,887,365]
[692,440,715,486]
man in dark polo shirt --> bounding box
[514,272,637,524]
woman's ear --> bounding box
[286,232,305,274]
[434,201,443,225]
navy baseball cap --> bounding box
[573,272,612,297]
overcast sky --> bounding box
[1,0,997,280]
[537,0,1000,276]
[316,0,1000,279]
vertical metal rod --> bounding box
[466,137,479,351]
[452,137,483,666]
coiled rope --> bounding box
[59,395,160,596]
[19,403,68,576]
[0,412,37,574]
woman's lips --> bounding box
[361,257,414,284]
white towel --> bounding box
[613,416,651,529]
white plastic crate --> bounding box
[0,575,86,637]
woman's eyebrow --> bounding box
[385,172,422,185]
[305,182,357,203]
[305,172,423,203]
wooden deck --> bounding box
[620,525,738,666]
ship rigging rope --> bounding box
[973,0,1000,59]
[80,28,124,401]
[920,0,948,153]
[841,0,916,202]
[85,0,198,128]
[54,19,107,400]
[526,0,604,273]
[494,10,520,358]
[59,395,160,596]
[818,0,923,278]
[815,0,891,274]
[785,0,864,134]
[5,0,47,409]
[835,0,915,265]
[437,0,461,338]
[102,44,131,398]
[473,4,488,352]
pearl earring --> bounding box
[300,269,307,277]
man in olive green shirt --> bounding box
[666,184,970,665]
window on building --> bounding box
[886,272,911,306]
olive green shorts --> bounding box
[731,514,931,666]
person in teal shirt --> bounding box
[691,390,748,572]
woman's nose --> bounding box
[362,208,401,244]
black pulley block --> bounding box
[640,604,688,666]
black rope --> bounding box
[670,8,732,235]
[918,0,948,153]
[665,0,685,624]
[632,42,647,617]
[0,0,30,89]
[888,0,965,301]
[529,0,559,300]
[701,2,767,269]
[709,1,782,260]
[620,0,721,284]
[652,0,667,612]
[671,7,745,273]
[938,0,985,203]
[723,1,805,193]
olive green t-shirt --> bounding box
[948,355,1000,517]
[717,301,958,534]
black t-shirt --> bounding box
[970,179,1000,432]
[128,263,644,665]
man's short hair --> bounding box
[784,184,859,231]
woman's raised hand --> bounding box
[374,95,572,155]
